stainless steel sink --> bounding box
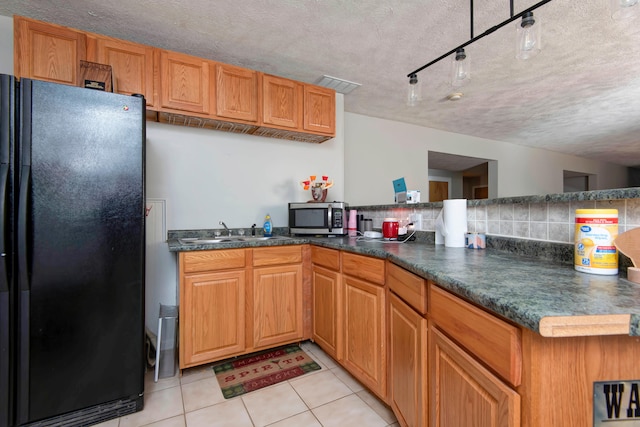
[243,236,287,241]
[178,236,289,245]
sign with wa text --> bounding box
[594,381,640,426]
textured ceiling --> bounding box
[2,0,640,167]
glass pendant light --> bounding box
[451,48,470,87]
[516,11,541,60]
[610,0,640,20]
[407,74,422,106]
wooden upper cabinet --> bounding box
[14,16,336,142]
[90,37,157,108]
[262,74,302,129]
[159,50,211,114]
[14,16,86,86]
[215,64,258,122]
[304,85,335,135]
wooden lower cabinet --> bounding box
[389,293,427,427]
[342,274,387,399]
[177,245,640,427]
[179,246,308,369]
[311,264,341,359]
[253,264,304,349]
[181,270,246,368]
[430,326,521,427]
[519,330,640,426]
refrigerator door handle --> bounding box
[0,163,8,427]
[17,166,29,291]
[0,163,8,292]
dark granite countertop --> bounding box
[167,233,640,337]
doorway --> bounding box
[563,170,595,192]
[428,151,493,200]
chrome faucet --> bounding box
[219,221,232,236]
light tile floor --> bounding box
[96,341,399,427]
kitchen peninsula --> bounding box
[169,219,640,426]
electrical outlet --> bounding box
[410,213,423,230]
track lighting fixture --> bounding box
[406,0,553,105]
[451,48,470,87]
[516,11,541,60]
[407,74,422,106]
[610,0,640,20]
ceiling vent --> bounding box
[315,75,361,94]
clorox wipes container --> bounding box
[574,209,619,275]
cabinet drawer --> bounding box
[253,245,302,266]
[387,262,427,315]
[181,249,246,273]
[311,246,340,271]
[429,284,522,387]
[342,252,385,286]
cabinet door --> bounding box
[262,75,302,129]
[216,64,258,122]
[14,16,86,86]
[159,50,211,114]
[342,274,386,399]
[303,85,335,135]
[312,265,341,359]
[253,264,303,349]
[181,270,245,368]
[93,37,156,107]
[389,293,427,427]
[430,327,520,427]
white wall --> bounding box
[344,113,629,205]
[146,99,345,231]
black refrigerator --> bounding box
[0,75,145,427]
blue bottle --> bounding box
[263,214,273,237]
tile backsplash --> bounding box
[355,194,640,244]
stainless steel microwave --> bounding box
[288,202,348,235]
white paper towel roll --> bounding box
[442,199,468,247]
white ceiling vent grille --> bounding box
[315,75,361,94]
